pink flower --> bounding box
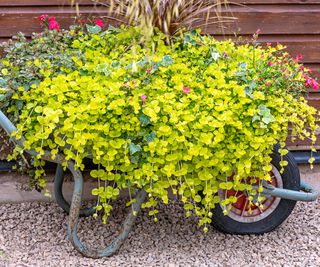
[141,95,147,102]
[268,61,274,67]
[146,68,152,73]
[265,81,271,86]
[255,29,261,35]
[182,87,190,94]
[95,19,104,27]
[124,82,130,88]
[281,68,286,73]
[266,42,272,46]
[48,19,60,31]
[294,54,303,62]
[305,77,319,90]
[39,14,49,26]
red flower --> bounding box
[39,14,49,26]
[95,19,104,27]
[79,19,87,24]
[48,19,60,31]
[146,68,152,73]
[182,87,190,94]
[305,76,319,90]
[265,81,271,86]
[294,54,303,62]
[141,95,147,102]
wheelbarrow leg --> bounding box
[54,163,95,217]
[67,162,147,258]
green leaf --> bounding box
[239,62,247,70]
[111,61,121,68]
[211,52,220,61]
[15,100,23,110]
[252,114,260,123]
[258,105,275,124]
[0,95,6,101]
[219,182,233,190]
[130,154,141,164]
[161,55,174,66]
[0,78,7,87]
[86,25,102,34]
[139,113,151,126]
[184,34,197,46]
[145,132,156,143]
[108,25,120,32]
[92,188,99,196]
[137,57,149,67]
[128,143,142,155]
[245,81,256,98]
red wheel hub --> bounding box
[223,171,280,220]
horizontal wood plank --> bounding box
[215,35,320,64]
[203,5,320,35]
[0,7,112,37]
[1,5,320,37]
[0,0,95,6]
[232,0,320,4]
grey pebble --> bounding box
[0,199,319,267]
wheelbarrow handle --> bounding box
[258,180,319,202]
[54,164,95,217]
[1,109,147,258]
[67,161,147,258]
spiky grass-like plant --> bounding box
[93,0,233,37]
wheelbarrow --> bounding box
[0,109,318,258]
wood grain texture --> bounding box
[1,5,320,37]
[204,5,320,35]
[232,0,320,4]
[0,0,95,6]
[215,35,320,64]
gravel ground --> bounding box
[0,198,319,267]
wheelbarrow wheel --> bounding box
[211,145,300,234]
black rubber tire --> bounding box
[211,144,300,234]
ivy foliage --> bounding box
[0,28,85,122]
[3,26,319,228]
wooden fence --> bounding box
[0,0,320,150]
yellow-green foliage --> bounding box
[10,26,319,228]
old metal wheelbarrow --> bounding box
[0,109,318,258]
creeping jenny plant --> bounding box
[2,22,318,230]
